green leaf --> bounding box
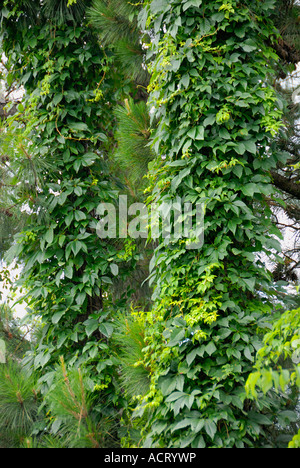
[71,240,84,257]
[165,391,186,403]
[84,318,99,337]
[232,164,243,178]
[21,71,32,85]
[58,235,66,247]
[171,167,191,192]
[219,127,231,140]
[195,126,205,140]
[150,0,171,15]
[53,93,63,107]
[205,342,217,356]
[57,135,66,144]
[186,348,199,366]
[65,212,74,227]
[243,277,256,292]
[28,37,38,48]
[243,140,257,154]
[203,114,216,127]
[228,219,238,235]
[74,210,86,222]
[40,352,51,368]
[241,39,257,53]
[101,276,113,285]
[241,183,258,197]
[44,227,54,245]
[248,411,273,426]
[244,346,254,362]
[187,127,197,140]
[183,0,203,11]
[99,322,114,338]
[82,152,97,167]
[204,420,217,439]
[171,418,192,432]
[181,73,190,88]
[110,263,119,276]
[246,372,260,399]
[217,328,232,340]
[7,73,14,87]
[52,310,65,324]
[76,291,87,306]
[58,192,68,205]
[64,263,73,279]
[70,122,89,132]
[74,186,83,196]
[168,328,186,347]
[73,159,82,173]
[235,142,246,155]
[160,377,177,396]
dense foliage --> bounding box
[132,0,295,448]
[0,0,299,449]
[0,0,142,441]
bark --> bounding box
[271,170,300,199]
[271,37,300,65]
[0,101,19,120]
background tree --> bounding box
[268,0,300,281]
[132,0,297,448]
[0,0,142,434]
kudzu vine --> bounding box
[136,0,289,448]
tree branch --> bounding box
[0,101,19,120]
[270,170,300,199]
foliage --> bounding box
[132,0,294,448]
[0,360,40,447]
[246,307,300,447]
[0,109,51,257]
[41,357,119,448]
[0,1,139,424]
[0,0,299,450]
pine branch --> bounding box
[88,0,149,85]
[42,0,86,25]
[113,98,154,185]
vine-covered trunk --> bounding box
[0,4,134,404]
[138,0,286,448]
